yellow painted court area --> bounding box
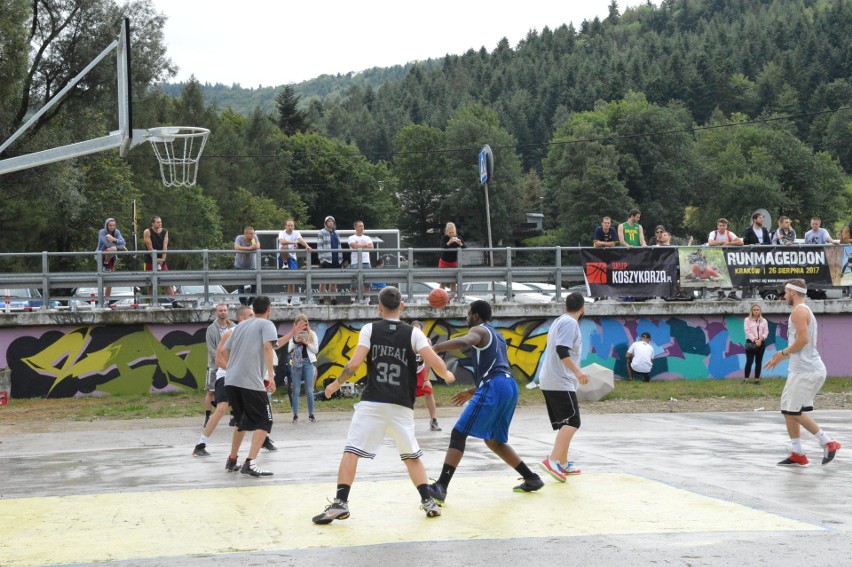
[1,473,820,566]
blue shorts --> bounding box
[454,373,518,443]
[278,255,298,270]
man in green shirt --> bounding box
[618,209,647,247]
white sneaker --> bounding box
[525,381,539,390]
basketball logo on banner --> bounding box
[586,262,608,284]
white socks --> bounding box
[791,438,804,455]
[815,429,832,446]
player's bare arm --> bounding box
[419,346,455,384]
[326,345,368,398]
[215,329,234,369]
[263,341,276,393]
[432,326,488,353]
[561,353,588,384]
[765,307,809,369]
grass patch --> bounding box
[2,377,850,423]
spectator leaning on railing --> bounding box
[592,216,618,247]
[618,209,647,247]
[772,216,796,246]
[804,217,840,245]
[234,226,260,305]
[742,212,772,246]
[707,218,744,247]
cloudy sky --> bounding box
[149,0,651,87]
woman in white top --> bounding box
[288,313,319,422]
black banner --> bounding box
[678,245,839,288]
[723,245,835,286]
[582,248,678,298]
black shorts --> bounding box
[542,389,581,430]
[225,385,273,433]
[214,377,229,406]
[321,261,340,269]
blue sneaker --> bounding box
[559,461,582,475]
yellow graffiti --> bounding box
[20,326,204,397]
[313,319,548,384]
[315,323,367,384]
[499,320,548,381]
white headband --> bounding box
[785,283,807,294]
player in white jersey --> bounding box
[765,279,841,466]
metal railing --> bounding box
[0,246,585,309]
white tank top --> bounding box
[787,304,825,374]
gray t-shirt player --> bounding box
[223,317,278,391]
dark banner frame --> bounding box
[582,248,678,298]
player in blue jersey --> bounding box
[428,300,543,504]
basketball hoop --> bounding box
[147,126,210,187]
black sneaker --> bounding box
[292,415,299,423]
[427,482,447,505]
[225,456,239,472]
[193,443,210,457]
[513,474,545,493]
[430,418,442,431]
[263,437,278,451]
[312,499,350,524]
[309,415,316,423]
[421,497,441,518]
[240,459,273,477]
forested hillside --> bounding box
[1,0,850,266]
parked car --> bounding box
[460,281,552,304]
[1,288,61,310]
[522,282,597,304]
[397,281,482,304]
[71,286,138,309]
[175,285,232,308]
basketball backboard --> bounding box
[0,18,207,186]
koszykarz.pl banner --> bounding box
[582,248,678,298]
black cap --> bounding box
[640,332,651,339]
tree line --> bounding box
[0,0,849,274]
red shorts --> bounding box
[415,368,433,397]
[438,259,458,268]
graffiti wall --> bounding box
[3,314,851,398]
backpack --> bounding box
[713,230,733,242]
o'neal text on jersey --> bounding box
[370,344,410,366]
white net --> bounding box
[148,127,210,187]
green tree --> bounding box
[276,85,309,135]
[443,104,523,250]
[392,124,449,247]
[282,132,396,231]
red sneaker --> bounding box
[539,458,566,482]
[778,452,809,466]
[822,441,841,465]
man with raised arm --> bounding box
[427,300,544,505]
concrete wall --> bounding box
[2,301,851,398]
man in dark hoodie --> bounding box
[96,217,127,299]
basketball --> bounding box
[428,288,450,309]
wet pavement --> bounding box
[1,405,850,566]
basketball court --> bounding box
[2,406,850,566]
